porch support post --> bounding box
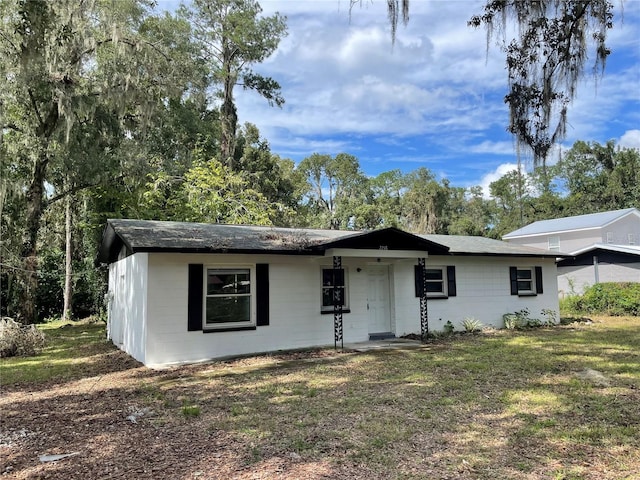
[333,255,343,349]
[418,257,429,342]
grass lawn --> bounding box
[1,316,639,479]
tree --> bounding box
[141,156,277,225]
[559,140,640,214]
[402,168,449,234]
[378,1,615,166]
[182,0,287,166]
[0,0,189,323]
[488,167,531,237]
[297,153,368,230]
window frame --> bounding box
[548,236,560,252]
[415,265,455,299]
[606,231,614,244]
[515,267,535,295]
[424,266,447,297]
[203,265,256,330]
[320,267,350,313]
[629,233,636,246]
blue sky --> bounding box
[164,0,640,194]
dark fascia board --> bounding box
[96,222,132,265]
[314,227,450,255]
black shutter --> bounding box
[447,266,457,297]
[509,267,518,295]
[256,264,270,326]
[188,264,204,331]
[535,266,543,294]
[414,265,424,297]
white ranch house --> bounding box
[98,219,561,368]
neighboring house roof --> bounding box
[557,243,640,267]
[565,243,640,257]
[97,219,559,264]
[503,208,640,239]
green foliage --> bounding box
[568,283,640,316]
[443,320,455,334]
[181,402,201,418]
[462,317,483,333]
[503,308,557,329]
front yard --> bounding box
[1,317,639,479]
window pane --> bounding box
[207,270,250,295]
[516,269,532,280]
[206,295,250,324]
[322,268,344,287]
[426,282,444,293]
[517,281,532,291]
[322,287,344,307]
[425,269,443,281]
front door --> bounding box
[367,266,391,333]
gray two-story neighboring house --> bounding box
[503,208,640,295]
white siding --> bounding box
[394,256,559,334]
[112,252,560,367]
[144,254,376,367]
[107,253,148,364]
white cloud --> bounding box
[477,163,519,198]
[619,129,640,149]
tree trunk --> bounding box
[62,191,73,321]
[220,44,238,169]
[19,153,48,325]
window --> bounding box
[516,267,534,293]
[205,268,252,327]
[606,232,613,244]
[510,266,543,296]
[414,265,457,298]
[548,236,560,252]
[188,264,268,332]
[629,234,636,246]
[321,268,349,312]
[425,268,445,294]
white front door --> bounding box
[367,266,391,333]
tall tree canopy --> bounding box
[0,0,191,323]
[181,0,287,166]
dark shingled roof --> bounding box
[97,219,560,264]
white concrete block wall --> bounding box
[110,252,560,367]
[143,254,376,367]
[394,256,559,335]
[107,253,148,364]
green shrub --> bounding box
[462,317,483,332]
[572,282,640,316]
[443,320,455,334]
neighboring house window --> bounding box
[548,236,560,252]
[205,268,252,327]
[510,266,543,296]
[606,232,613,244]
[629,234,636,246]
[414,265,457,298]
[321,268,349,312]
